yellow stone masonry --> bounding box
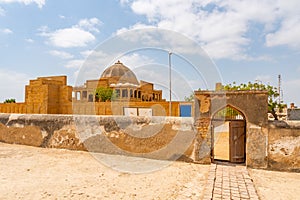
[0,75,185,116]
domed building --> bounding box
[101,60,140,86]
[72,61,163,102]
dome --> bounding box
[101,61,139,86]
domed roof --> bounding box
[101,61,139,86]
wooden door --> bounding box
[229,121,245,163]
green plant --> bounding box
[94,87,115,102]
[4,98,16,103]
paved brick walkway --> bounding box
[203,163,259,200]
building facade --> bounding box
[0,76,72,114]
[72,61,163,103]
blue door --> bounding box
[180,105,192,117]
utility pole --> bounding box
[278,74,281,104]
[169,52,172,116]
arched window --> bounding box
[213,106,244,121]
[122,89,128,98]
[76,92,81,100]
[134,90,137,98]
[130,89,133,98]
[88,94,93,102]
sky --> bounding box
[0,0,300,105]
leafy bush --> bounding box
[94,87,115,102]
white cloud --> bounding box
[0,6,5,16]
[39,18,102,48]
[119,53,154,69]
[64,59,85,69]
[1,28,12,34]
[0,69,30,102]
[48,50,74,59]
[0,0,46,8]
[115,23,156,36]
[120,0,300,59]
[77,18,102,33]
[25,38,34,43]
[80,50,94,58]
[38,25,48,33]
[266,17,300,48]
[120,0,130,5]
[46,28,95,48]
[59,15,66,19]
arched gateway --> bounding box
[212,106,246,163]
[193,88,268,166]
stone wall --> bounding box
[0,114,195,161]
[0,103,27,114]
[0,113,299,171]
[267,121,300,172]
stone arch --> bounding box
[212,104,246,122]
[193,90,268,166]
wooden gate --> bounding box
[229,120,245,163]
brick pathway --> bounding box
[203,163,259,200]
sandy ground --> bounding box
[249,168,300,200]
[0,142,209,200]
[1,142,300,200]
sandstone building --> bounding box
[73,61,163,103]
[0,76,72,114]
[0,61,191,116]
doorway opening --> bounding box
[211,106,246,163]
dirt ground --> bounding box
[249,168,300,200]
[1,142,300,200]
[0,142,209,200]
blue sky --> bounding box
[0,0,299,106]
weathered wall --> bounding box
[0,114,195,161]
[0,103,27,114]
[287,108,300,120]
[1,113,299,171]
[246,124,268,169]
[267,121,300,172]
